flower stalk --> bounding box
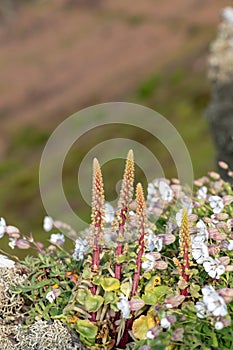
[177,207,192,297]
[90,158,105,297]
[131,183,146,297]
[115,150,134,280]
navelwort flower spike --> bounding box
[90,158,105,275]
[115,149,134,280]
[177,207,192,297]
[131,182,147,297]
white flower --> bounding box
[196,220,209,241]
[46,289,61,303]
[159,181,174,202]
[117,294,130,319]
[0,254,15,268]
[191,240,209,264]
[72,238,89,260]
[146,330,155,339]
[195,301,206,319]
[146,229,163,252]
[8,238,17,249]
[222,7,233,24]
[215,321,224,330]
[197,186,207,201]
[43,216,54,232]
[142,253,156,271]
[0,217,6,238]
[203,257,225,279]
[50,233,65,246]
[209,196,224,214]
[104,203,115,224]
[202,286,228,317]
[160,317,171,329]
[227,240,233,251]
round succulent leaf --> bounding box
[76,319,98,340]
[93,275,102,285]
[101,277,120,291]
[76,288,91,305]
[132,313,156,340]
[120,281,131,296]
[142,290,158,305]
[104,291,118,305]
[84,294,104,312]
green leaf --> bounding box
[120,282,131,296]
[104,291,118,305]
[76,289,90,305]
[142,290,158,305]
[101,277,120,291]
[84,294,104,312]
[76,319,98,340]
[92,275,102,285]
[115,254,127,264]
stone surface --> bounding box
[206,8,233,183]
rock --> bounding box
[206,7,233,184]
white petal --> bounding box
[0,255,15,268]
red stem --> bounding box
[181,243,190,297]
[131,231,144,296]
[118,317,134,349]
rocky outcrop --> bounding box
[206,7,233,183]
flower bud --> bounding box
[217,288,233,304]
[15,239,30,249]
[172,328,184,341]
[129,299,145,311]
[165,295,185,308]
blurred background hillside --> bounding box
[0,0,230,254]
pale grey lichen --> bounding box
[0,266,27,323]
[14,320,87,350]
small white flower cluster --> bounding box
[208,195,224,214]
[50,233,65,246]
[195,286,228,330]
[197,186,208,201]
[191,220,225,279]
[146,228,163,252]
[147,180,174,203]
[46,289,61,303]
[116,294,130,319]
[191,220,209,264]
[72,237,89,261]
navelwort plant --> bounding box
[1,151,233,349]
